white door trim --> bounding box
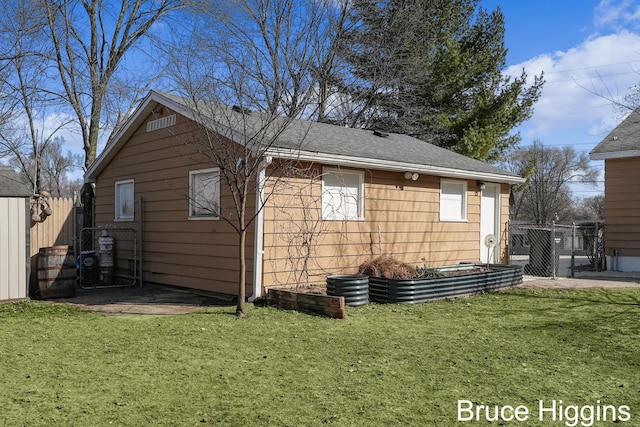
[480,184,501,263]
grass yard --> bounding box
[0,288,638,426]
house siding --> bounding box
[93,111,255,295]
[604,157,640,257]
[262,165,508,288]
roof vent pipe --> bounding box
[232,105,251,114]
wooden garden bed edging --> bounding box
[267,289,347,319]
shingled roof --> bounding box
[87,91,524,184]
[590,109,640,160]
[0,166,32,197]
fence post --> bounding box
[139,196,144,288]
[595,221,600,272]
[551,221,556,279]
[507,220,511,266]
[570,222,576,278]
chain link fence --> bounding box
[508,221,604,278]
[78,227,141,289]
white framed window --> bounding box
[115,179,134,221]
[189,168,220,220]
[322,167,364,221]
[440,179,467,222]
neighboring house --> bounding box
[590,108,640,272]
[0,166,32,301]
[85,91,524,299]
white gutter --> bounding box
[267,147,525,185]
[249,156,272,301]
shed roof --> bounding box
[590,109,640,160]
[87,91,524,184]
[0,166,32,197]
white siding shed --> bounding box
[0,167,32,301]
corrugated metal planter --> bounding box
[368,264,522,304]
[326,274,369,307]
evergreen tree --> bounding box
[335,0,543,160]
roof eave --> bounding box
[590,149,640,161]
[267,148,525,184]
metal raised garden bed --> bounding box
[368,264,523,304]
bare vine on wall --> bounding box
[270,163,330,290]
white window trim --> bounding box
[114,179,135,222]
[321,167,365,221]
[440,179,468,222]
[189,167,220,220]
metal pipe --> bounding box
[570,222,575,278]
[551,221,556,279]
[595,222,600,272]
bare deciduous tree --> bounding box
[571,195,605,222]
[504,140,599,225]
[40,0,190,168]
[0,0,192,200]
[167,0,328,316]
[9,136,82,197]
[0,0,67,194]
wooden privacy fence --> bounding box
[30,197,75,256]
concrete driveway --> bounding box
[520,271,640,290]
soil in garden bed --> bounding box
[434,266,492,277]
[269,284,328,296]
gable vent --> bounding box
[147,114,176,132]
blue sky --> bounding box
[482,0,640,198]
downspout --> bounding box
[249,156,272,301]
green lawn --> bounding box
[0,289,638,426]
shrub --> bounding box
[358,256,416,279]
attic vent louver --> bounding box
[147,114,176,132]
[232,105,251,114]
[373,130,389,138]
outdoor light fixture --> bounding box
[477,181,486,190]
[404,172,419,181]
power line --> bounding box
[546,69,640,84]
[541,59,640,76]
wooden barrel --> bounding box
[37,246,76,299]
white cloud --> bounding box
[505,30,640,138]
[594,0,640,30]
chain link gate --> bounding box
[78,227,141,289]
[508,221,604,278]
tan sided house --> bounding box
[85,91,524,299]
[590,108,640,272]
